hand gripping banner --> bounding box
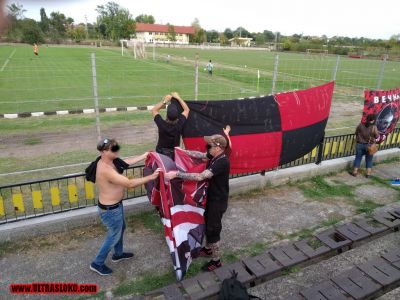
[144,149,208,281]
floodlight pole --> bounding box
[91,53,102,141]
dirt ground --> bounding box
[0,163,398,299]
[1,98,361,161]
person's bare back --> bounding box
[96,160,125,205]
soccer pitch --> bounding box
[1,44,399,114]
[0,44,399,183]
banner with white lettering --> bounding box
[362,88,400,143]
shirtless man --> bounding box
[90,138,160,276]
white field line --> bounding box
[0,49,16,72]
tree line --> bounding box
[2,1,399,57]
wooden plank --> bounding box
[357,257,400,285]
[314,228,351,250]
[355,217,389,235]
[335,223,370,242]
[213,261,254,285]
[151,284,185,300]
[372,211,400,229]
[269,244,308,267]
[294,239,331,259]
[181,272,220,300]
[299,280,348,300]
[382,249,400,269]
[242,253,282,278]
[331,268,381,300]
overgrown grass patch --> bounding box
[298,176,354,200]
[353,199,384,215]
[321,215,345,227]
[127,210,163,234]
[113,270,176,296]
[23,137,43,145]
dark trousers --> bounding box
[204,201,227,244]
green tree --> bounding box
[49,12,72,37]
[282,39,292,51]
[96,1,135,40]
[167,23,176,42]
[190,18,207,44]
[206,30,219,43]
[67,24,86,42]
[7,3,26,19]
[135,14,155,24]
[263,30,275,42]
[233,27,252,38]
[219,33,228,45]
[255,33,266,46]
[39,8,49,33]
[224,28,233,40]
[20,18,44,44]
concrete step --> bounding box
[142,207,400,300]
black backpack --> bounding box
[218,270,261,300]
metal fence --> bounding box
[1,44,399,187]
[1,127,399,225]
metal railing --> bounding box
[0,128,399,224]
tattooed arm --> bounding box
[176,170,213,181]
[165,169,213,181]
[182,149,208,159]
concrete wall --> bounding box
[1,148,398,242]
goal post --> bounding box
[119,39,147,59]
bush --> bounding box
[20,18,45,44]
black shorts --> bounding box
[204,201,227,243]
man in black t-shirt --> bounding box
[152,92,190,160]
[165,131,232,271]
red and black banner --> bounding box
[178,82,334,174]
[144,149,208,281]
[363,88,400,143]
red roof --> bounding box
[136,23,195,35]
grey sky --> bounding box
[7,0,400,39]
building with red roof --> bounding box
[134,23,195,44]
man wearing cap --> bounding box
[152,92,190,160]
[87,138,161,276]
[165,129,231,271]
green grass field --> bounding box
[1,44,399,114]
[0,44,399,184]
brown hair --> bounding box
[97,138,117,151]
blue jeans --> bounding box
[353,143,373,169]
[93,203,125,266]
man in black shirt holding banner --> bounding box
[152,92,190,160]
[165,129,231,271]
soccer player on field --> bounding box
[33,43,38,56]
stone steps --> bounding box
[136,205,400,300]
